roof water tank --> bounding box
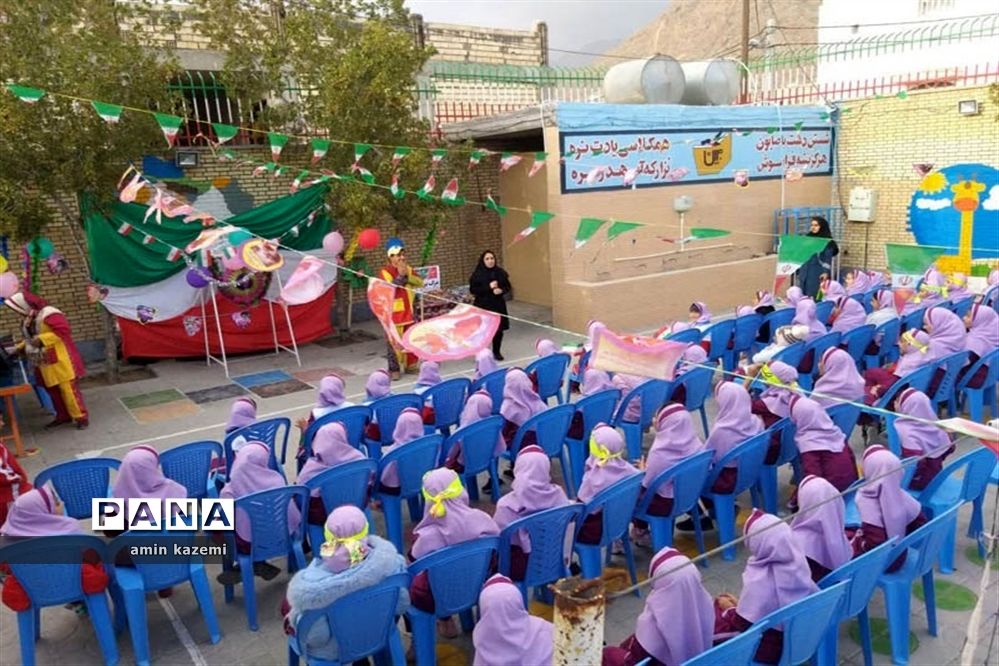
[602,56,685,104]
[680,59,741,106]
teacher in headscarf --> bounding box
[796,216,839,299]
[469,250,511,360]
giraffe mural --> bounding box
[937,179,986,274]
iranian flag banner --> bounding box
[512,211,555,243]
[440,178,463,205]
[500,152,522,171]
[6,84,44,103]
[268,132,290,161]
[574,218,606,249]
[311,139,331,164]
[91,101,123,124]
[212,123,239,144]
[528,152,547,178]
[885,243,946,313]
[391,146,411,168]
[390,173,404,199]
[154,113,184,147]
[773,234,830,294]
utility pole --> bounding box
[740,0,751,102]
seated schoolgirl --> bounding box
[473,574,554,666]
[961,304,998,389]
[215,397,258,478]
[812,347,864,407]
[845,269,871,296]
[530,338,565,395]
[895,388,955,490]
[112,445,186,524]
[830,295,867,334]
[688,301,712,330]
[568,320,605,394]
[789,475,852,582]
[576,425,639,545]
[788,395,859,497]
[473,348,499,381]
[669,345,708,405]
[443,390,502,472]
[612,373,645,424]
[792,300,827,375]
[745,325,808,370]
[362,369,393,441]
[784,286,804,308]
[946,272,970,302]
[752,291,777,344]
[0,442,31,526]
[820,278,846,302]
[913,269,949,310]
[296,374,353,433]
[413,361,441,395]
[500,368,546,449]
[705,382,765,491]
[566,367,616,440]
[297,422,366,525]
[866,289,899,328]
[863,329,930,405]
[377,408,425,496]
[924,306,968,396]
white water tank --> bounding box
[679,59,741,105]
[602,56,685,104]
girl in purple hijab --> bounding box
[821,279,847,302]
[915,269,948,309]
[863,329,930,406]
[792,299,826,340]
[961,304,998,388]
[444,390,504,470]
[688,301,712,329]
[714,510,818,664]
[736,305,755,317]
[536,338,559,357]
[473,348,499,381]
[493,445,570,580]
[813,347,864,407]
[790,475,852,582]
[985,269,999,305]
[566,367,617,440]
[298,422,366,525]
[413,361,442,394]
[500,368,547,448]
[845,270,871,296]
[868,271,886,288]
[896,388,954,490]
[473,574,554,666]
[226,397,257,434]
[830,296,866,333]
[112,446,186,513]
[606,548,714,666]
[785,286,804,307]
[364,369,392,403]
[669,345,708,405]
[947,272,970,302]
[751,361,800,426]
[576,425,639,544]
[707,382,764,493]
[789,395,858,495]
[303,374,353,428]
[852,446,927,572]
[925,306,966,359]
[866,289,898,328]
[378,408,425,491]
[613,373,646,424]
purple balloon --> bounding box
[186,268,210,289]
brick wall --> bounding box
[418,20,547,66]
[836,84,999,270]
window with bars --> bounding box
[167,70,268,146]
[918,0,956,15]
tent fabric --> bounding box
[84,185,330,287]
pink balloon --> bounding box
[222,253,245,271]
[322,231,345,257]
[0,272,19,299]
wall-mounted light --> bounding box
[175,151,200,168]
[958,100,980,116]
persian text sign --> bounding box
[559,128,834,192]
[590,327,688,380]
[414,265,441,293]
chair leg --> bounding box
[691,504,707,567]
[458,609,475,633]
[308,524,324,561]
[122,587,151,666]
[489,461,501,504]
[239,555,259,631]
[382,496,403,553]
[939,520,956,575]
[576,546,602,579]
[648,518,670,552]
[17,610,36,666]
[407,496,422,523]
[83,592,121,666]
[466,473,480,501]
[967,390,983,423]
[621,537,640,598]
[34,606,40,641]
[758,466,778,515]
[559,451,576,499]
[376,624,405,666]
[882,580,914,666]
[287,642,300,666]
[190,568,222,644]
[816,622,838,666]
[922,572,938,637]
[698,407,708,438]
[408,610,437,666]
[858,608,874,666]
[713,495,737,561]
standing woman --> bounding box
[796,216,839,299]
[469,250,512,360]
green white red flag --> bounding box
[773,234,830,294]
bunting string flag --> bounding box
[528,152,547,178]
[390,173,404,199]
[485,193,507,217]
[153,112,184,147]
[213,123,239,144]
[353,143,372,167]
[268,132,289,161]
[417,174,436,200]
[310,138,330,164]
[468,149,485,169]
[607,221,643,241]
[574,218,606,249]
[512,210,555,244]
[391,146,411,168]
[431,148,447,167]
[500,152,522,171]
[440,178,463,205]
[5,84,43,103]
[91,101,123,124]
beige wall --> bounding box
[499,157,553,307]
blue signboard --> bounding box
[558,127,834,193]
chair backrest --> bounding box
[570,389,621,443]
[901,308,925,332]
[825,403,861,441]
[666,328,704,344]
[680,621,767,666]
[732,313,765,353]
[818,538,896,620]
[885,505,959,578]
[499,504,584,587]
[108,530,200,590]
[919,446,995,511]
[765,307,797,333]
[444,416,504,475]
[635,450,713,519]
[512,404,575,459]
[613,380,672,431]
[758,581,848,666]
[815,299,836,325]
[931,351,969,404]
[804,331,842,369]
[236,485,308,561]
[841,324,876,363]
[676,367,714,411]
[877,364,936,410]
[872,318,902,356]
[582,474,643,547]
[33,458,121,519]
[951,296,975,317]
[160,440,223,499]
[302,406,371,458]
[304,459,377,513]
[703,320,736,363]
[422,378,471,430]
[771,342,806,371]
[704,429,771,496]
[525,353,571,402]
[0,535,108,606]
[295,572,410,664]
[470,368,508,415]
[369,394,424,446]
[957,347,999,391]
[773,418,799,467]
[407,536,501,617]
[377,434,442,499]
[224,417,291,478]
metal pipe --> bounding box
[552,577,605,666]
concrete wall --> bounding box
[498,156,552,307]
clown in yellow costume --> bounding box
[378,238,423,380]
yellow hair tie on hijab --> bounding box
[758,363,798,390]
[422,475,464,518]
[320,523,370,564]
[901,330,928,354]
[588,433,622,466]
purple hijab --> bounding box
[380,408,425,487]
[677,344,708,376]
[474,348,499,380]
[896,389,952,459]
[112,446,186,509]
[644,404,704,498]
[966,304,999,359]
[500,368,546,427]
[320,506,372,574]
[793,299,826,340]
[706,382,762,465]
[690,301,712,325]
[857,446,922,537]
[755,290,775,308]
[536,338,559,357]
[416,361,442,387]
[874,289,894,311]
[317,375,347,408]
[917,269,948,308]
[221,442,300,541]
[813,348,864,407]
[925,306,967,359]
[760,361,800,418]
[822,280,847,302]
[789,395,846,454]
[831,296,867,333]
[577,425,638,503]
[411,468,500,560]
[846,270,871,296]
[947,273,970,301]
[736,510,818,623]
[226,397,257,433]
[790,475,852,572]
[448,390,503,465]
[473,575,554,666]
[894,330,931,376]
[868,271,886,288]
[1,487,80,537]
[635,548,715,665]
[298,422,365,488]
[785,286,804,306]
[493,445,569,552]
[612,373,645,423]
[365,370,391,401]
[582,367,615,395]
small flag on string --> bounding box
[485,193,507,216]
[391,146,411,168]
[288,225,300,238]
[512,211,555,243]
[390,173,404,199]
[765,126,778,134]
[793,121,804,132]
[622,166,638,187]
[468,150,485,169]
[574,218,606,249]
[681,228,731,243]
[117,222,134,236]
[430,148,447,167]
[269,132,289,161]
[500,152,522,171]
[218,149,237,162]
[353,143,373,167]
[91,101,123,124]
[441,178,463,205]
[417,174,436,200]
[585,166,609,185]
[773,234,831,294]
[141,233,156,246]
[607,221,643,241]
[212,123,239,144]
[354,167,375,184]
[290,169,311,193]
[166,247,183,262]
[253,162,278,177]
[153,112,184,147]
[896,90,909,99]
[528,152,547,178]
[307,210,318,225]
[5,84,44,103]
[311,138,330,164]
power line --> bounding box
[774,11,999,30]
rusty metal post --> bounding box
[552,577,605,665]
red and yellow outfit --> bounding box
[378,264,424,372]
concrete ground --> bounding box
[0,301,996,666]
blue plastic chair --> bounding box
[704,428,772,560]
[754,418,797,517]
[750,581,848,666]
[526,353,571,405]
[816,539,897,666]
[406,537,501,666]
[876,505,959,666]
[364,394,423,461]
[303,459,377,558]
[950,295,975,317]
[815,299,836,325]
[504,404,576,497]
[858,289,877,313]
[108,531,221,666]
[565,389,621,490]
[861,364,935,455]
[573,473,643,597]
[301,406,371,465]
[910,446,994,573]
[865,318,902,370]
[681,622,767,666]
[565,350,590,403]
[224,417,291,480]
[498,504,585,605]
[666,328,704,344]
[633,450,712,555]
[470,368,508,415]
[221,485,309,630]
[826,403,861,441]
[771,341,807,371]
[725,313,764,371]
[421,378,470,436]
[376,434,442,552]
[674,367,713,436]
[751,308,797,354]
[702,320,735,366]
[288,572,409,666]
[443,415,504,503]
[900,307,925,333]
[841,324,876,367]
[928,350,967,415]
[799,331,841,390]
[612,380,673,462]
[957,347,998,422]
[34,457,121,519]
[0,535,119,666]
[160,440,223,499]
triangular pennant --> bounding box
[485,194,507,216]
[440,178,463,205]
[417,174,436,199]
[353,143,373,166]
[117,222,134,236]
[310,138,330,164]
[268,132,290,161]
[91,101,123,124]
[391,146,411,168]
[574,218,606,249]
[793,121,804,132]
[141,233,156,246]
[468,150,485,169]
[354,167,376,184]
[500,152,522,171]
[153,112,184,147]
[212,123,239,144]
[5,84,44,103]
[290,169,311,193]
[253,162,278,177]
[528,152,547,178]
[687,228,731,240]
[431,148,447,165]
[166,247,183,262]
[512,211,555,243]
[390,173,405,199]
[606,221,643,241]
